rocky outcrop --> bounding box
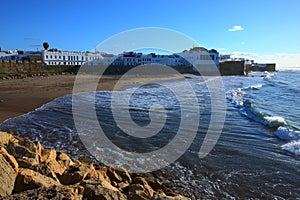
[0,153,17,197]
[0,131,188,199]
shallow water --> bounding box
[1,71,300,199]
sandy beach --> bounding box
[0,74,183,123]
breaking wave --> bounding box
[227,72,300,155]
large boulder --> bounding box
[0,147,18,173]
[6,137,39,168]
[14,168,59,193]
[0,132,15,146]
[0,153,17,197]
[59,163,92,185]
[29,163,60,182]
[82,181,127,200]
[39,147,57,163]
[46,152,74,177]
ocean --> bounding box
[1,70,300,199]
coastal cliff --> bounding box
[0,131,187,200]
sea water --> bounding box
[1,70,300,199]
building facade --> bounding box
[41,49,85,65]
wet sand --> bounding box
[0,74,183,123]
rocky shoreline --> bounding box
[0,131,187,199]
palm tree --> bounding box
[43,42,49,50]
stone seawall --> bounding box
[0,60,80,75]
[248,63,276,72]
[219,61,247,76]
[0,61,197,77]
[1,60,259,77]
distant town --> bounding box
[0,43,276,76]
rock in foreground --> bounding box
[0,131,188,199]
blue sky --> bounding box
[1,0,300,68]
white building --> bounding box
[178,48,219,66]
[102,53,119,66]
[42,49,85,65]
[85,52,104,65]
[0,50,22,61]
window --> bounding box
[59,56,61,59]
[55,55,57,59]
[50,55,52,59]
[46,55,48,59]
[63,56,65,60]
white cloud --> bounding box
[229,51,300,69]
[218,48,226,51]
[228,25,244,32]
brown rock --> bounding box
[36,142,43,158]
[6,138,39,168]
[106,166,123,183]
[82,178,119,192]
[0,132,14,146]
[0,153,17,197]
[14,168,59,193]
[39,148,57,163]
[93,165,112,183]
[148,179,163,191]
[47,159,66,176]
[118,182,130,190]
[114,166,132,183]
[127,184,150,200]
[152,194,189,200]
[29,163,60,182]
[59,163,91,185]
[83,182,127,200]
[17,157,39,168]
[0,147,18,173]
[56,152,74,170]
[132,177,154,197]
[57,152,71,161]
[3,185,81,200]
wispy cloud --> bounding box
[228,25,243,32]
[218,48,226,51]
[24,37,41,41]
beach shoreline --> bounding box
[0,74,184,123]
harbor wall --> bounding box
[248,63,276,72]
[219,61,246,76]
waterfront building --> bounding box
[0,50,22,61]
[85,52,104,65]
[41,49,85,65]
[178,48,220,68]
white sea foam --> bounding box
[227,88,245,107]
[250,84,263,90]
[264,116,287,128]
[281,140,300,155]
[274,126,300,141]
